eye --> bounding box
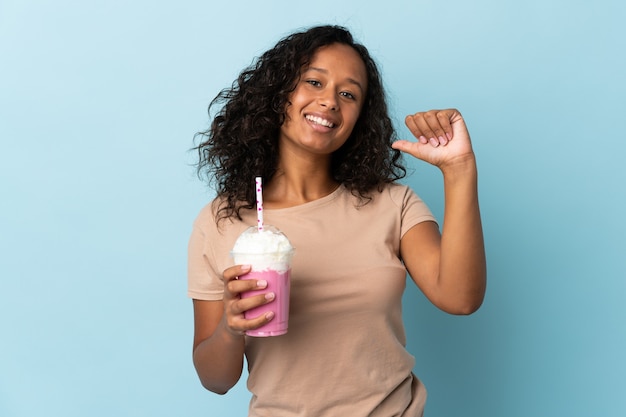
[305,79,322,87]
[340,91,356,100]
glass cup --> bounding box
[231,226,294,336]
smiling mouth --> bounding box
[305,114,335,128]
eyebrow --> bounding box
[307,66,365,93]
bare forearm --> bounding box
[438,156,487,314]
[193,319,245,394]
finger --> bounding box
[422,111,451,146]
[391,139,411,152]
[230,291,275,316]
[223,264,251,283]
[246,310,276,330]
[226,275,269,299]
[404,115,429,144]
[223,264,255,300]
[225,293,276,335]
[229,310,275,335]
[436,110,454,142]
[407,112,442,147]
[407,110,458,147]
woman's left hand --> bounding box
[391,109,475,170]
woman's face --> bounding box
[279,43,368,157]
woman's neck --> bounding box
[263,154,339,209]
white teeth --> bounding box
[306,115,335,128]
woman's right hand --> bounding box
[191,264,277,393]
[221,264,276,336]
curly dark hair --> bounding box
[194,25,406,222]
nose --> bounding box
[318,89,338,111]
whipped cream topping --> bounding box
[231,225,294,271]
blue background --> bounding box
[1,0,624,416]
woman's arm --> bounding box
[392,109,486,315]
[192,299,245,394]
[192,264,275,394]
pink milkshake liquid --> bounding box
[231,225,294,337]
[239,268,291,336]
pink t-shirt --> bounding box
[188,183,437,416]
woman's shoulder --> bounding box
[192,196,230,233]
[383,182,411,193]
[194,196,218,219]
[372,182,432,215]
[376,182,415,204]
[340,182,417,212]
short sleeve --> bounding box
[395,185,438,238]
[187,207,224,300]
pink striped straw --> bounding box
[255,176,264,231]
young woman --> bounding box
[188,25,486,416]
